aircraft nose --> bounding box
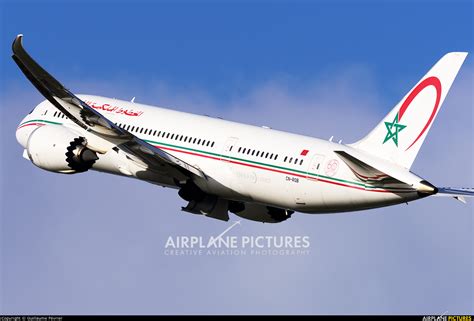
[16,118,36,148]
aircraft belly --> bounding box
[303,185,420,213]
[197,158,250,200]
[251,170,296,207]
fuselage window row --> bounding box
[113,122,215,148]
[53,111,68,119]
[234,145,305,166]
[236,146,278,161]
[283,156,304,166]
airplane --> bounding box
[12,34,474,223]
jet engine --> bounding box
[26,125,98,173]
[229,201,293,223]
[178,181,229,221]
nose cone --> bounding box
[16,119,35,148]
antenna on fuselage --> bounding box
[131,97,136,103]
[329,136,334,142]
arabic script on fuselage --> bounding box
[84,100,144,117]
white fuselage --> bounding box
[16,95,424,214]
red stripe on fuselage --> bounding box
[17,123,45,130]
[152,144,413,194]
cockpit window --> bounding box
[28,108,34,114]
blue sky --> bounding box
[1,0,473,315]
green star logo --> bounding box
[383,112,406,147]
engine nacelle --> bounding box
[229,202,294,223]
[178,181,229,221]
[26,125,98,174]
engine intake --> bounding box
[65,137,99,172]
[27,125,98,173]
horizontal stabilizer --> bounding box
[334,149,437,194]
[334,149,420,186]
[436,187,474,196]
[334,151,394,183]
[434,187,474,203]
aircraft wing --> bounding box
[12,34,205,182]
